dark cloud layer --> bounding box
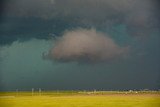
[0,17,73,45]
[0,0,159,45]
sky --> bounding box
[0,0,160,91]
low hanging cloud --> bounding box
[0,0,159,46]
[44,29,128,62]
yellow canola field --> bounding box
[0,92,160,107]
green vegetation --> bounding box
[0,91,160,107]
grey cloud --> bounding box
[4,0,151,18]
[0,0,159,46]
[44,28,128,62]
[2,0,159,37]
[3,0,56,18]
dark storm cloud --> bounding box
[0,0,160,90]
[0,0,5,17]
[0,0,159,45]
[4,0,157,24]
[0,17,72,45]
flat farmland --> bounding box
[0,91,160,107]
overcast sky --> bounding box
[0,0,160,91]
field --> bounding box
[0,91,160,107]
